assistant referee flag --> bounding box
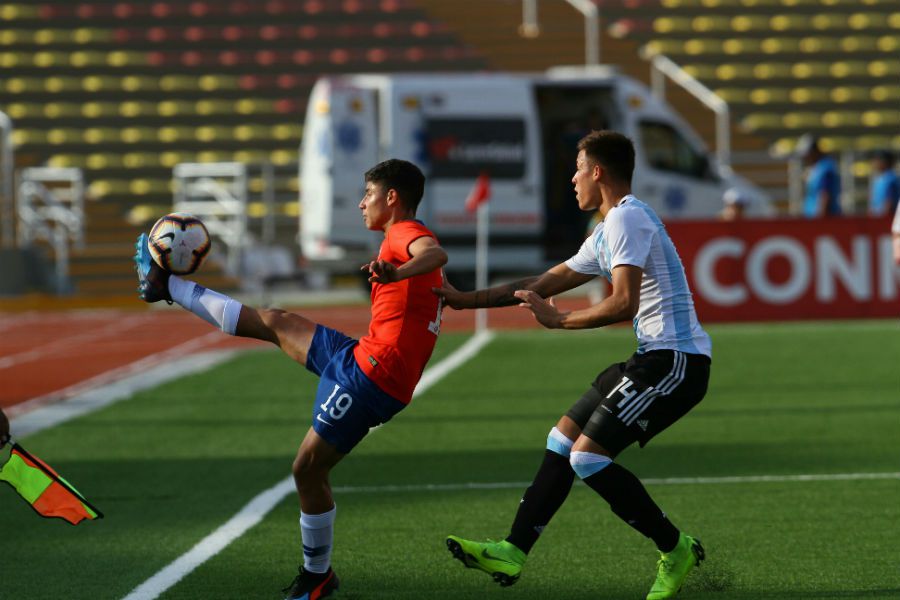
[0,443,102,525]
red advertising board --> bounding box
[665,216,900,322]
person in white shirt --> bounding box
[436,131,710,600]
[892,200,900,265]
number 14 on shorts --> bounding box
[320,384,354,421]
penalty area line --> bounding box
[121,329,496,600]
[331,471,900,495]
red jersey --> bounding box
[353,220,443,403]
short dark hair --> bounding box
[577,130,635,184]
[870,149,895,165]
[364,159,426,213]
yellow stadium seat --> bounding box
[70,51,106,68]
[2,77,39,94]
[157,126,194,143]
[830,87,869,103]
[120,127,157,144]
[119,101,156,118]
[46,128,82,145]
[782,111,821,129]
[195,99,233,116]
[7,103,45,119]
[0,4,40,20]
[83,128,120,144]
[121,75,159,92]
[742,114,779,130]
[11,129,47,146]
[86,153,123,170]
[821,111,861,127]
[157,100,194,117]
[80,102,119,118]
[160,75,200,92]
[194,126,231,142]
[34,29,74,45]
[789,87,829,103]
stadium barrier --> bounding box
[667,216,900,321]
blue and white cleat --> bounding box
[134,233,172,304]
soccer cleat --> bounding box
[281,566,339,600]
[446,535,526,587]
[134,233,172,304]
[646,533,705,600]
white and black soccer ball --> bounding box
[148,212,211,275]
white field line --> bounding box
[121,329,497,600]
[0,314,156,370]
[9,332,241,437]
[331,471,900,494]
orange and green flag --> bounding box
[0,442,102,525]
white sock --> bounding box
[300,506,336,574]
[167,275,242,335]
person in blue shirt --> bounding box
[869,149,900,217]
[797,134,841,217]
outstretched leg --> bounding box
[136,233,318,365]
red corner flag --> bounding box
[0,443,103,525]
[465,172,491,213]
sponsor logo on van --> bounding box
[425,119,526,179]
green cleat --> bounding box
[646,533,705,600]
[445,535,526,587]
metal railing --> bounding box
[16,167,85,292]
[522,0,600,66]
[644,51,732,173]
[0,110,13,248]
[173,161,249,276]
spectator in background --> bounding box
[892,200,900,265]
[796,134,841,218]
[720,187,747,221]
[869,150,900,217]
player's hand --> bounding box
[0,407,10,449]
[432,281,469,310]
[514,290,567,329]
[361,259,400,283]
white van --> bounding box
[299,66,768,274]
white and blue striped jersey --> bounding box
[565,195,712,357]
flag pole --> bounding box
[475,200,489,334]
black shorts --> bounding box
[565,350,711,457]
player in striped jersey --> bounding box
[436,131,711,600]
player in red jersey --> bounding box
[134,159,446,600]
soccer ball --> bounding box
[148,213,211,275]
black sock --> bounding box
[582,462,680,553]
[506,450,575,554]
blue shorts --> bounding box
[305,325,406,454]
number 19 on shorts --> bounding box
[321,384,354,420]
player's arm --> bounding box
[434,262,595,310]
[0,406,10,448]
[364,236,448,283]
[515,264,641,329]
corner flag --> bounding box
[465,172,491,213]
[0,442,103,525]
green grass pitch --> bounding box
[1,320,899,599]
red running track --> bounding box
[0,298,593,412]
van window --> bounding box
[639,121,714,180]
